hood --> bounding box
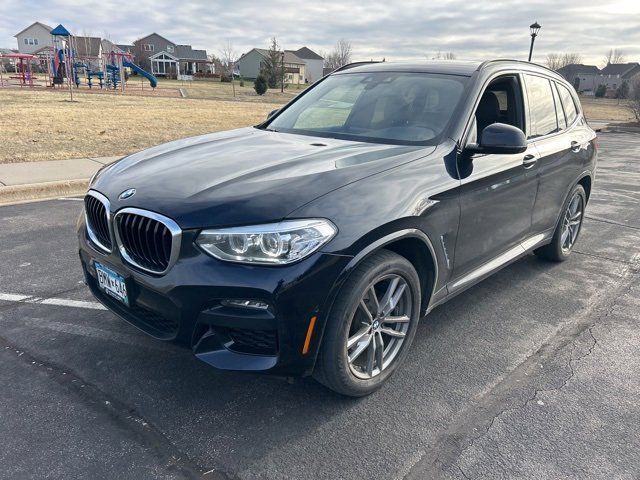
[93,127,433,228]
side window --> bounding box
[470,75,524,144]
[556,83,579,126]
[524,75,558,139]
[551,83,567,130]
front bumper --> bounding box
[78,217,351,377]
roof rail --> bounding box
[332,60,382,73]
[477,59,561,77]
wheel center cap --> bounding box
[372,320,380,329]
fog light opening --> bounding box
[221,299,270,310]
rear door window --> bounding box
[524,75,559,139]
[552,83,567,130]
[556,83,579,126]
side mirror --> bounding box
[267,108,279,119]
[466,123,527,155]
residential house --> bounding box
[74,36,102,70]
[597,62,640,95]
[174,45,208,75]
[14,21,53,54]
[557,64,600,92]
[236,48,306,84]
[115,44,133,54]
[101,39,124,55]
[0,47,18,72]
[132,33,208,77]
[292,47,324,82]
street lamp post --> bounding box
[528,21,541,62]
[281,51,285,93]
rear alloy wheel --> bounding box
[314,250,421,397]
[535,184,586,262]
[560,193,584,254]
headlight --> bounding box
[196,219,337,265]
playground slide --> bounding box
[122,59,158,88]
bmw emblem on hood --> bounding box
[119,188,136,200]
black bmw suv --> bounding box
[79,60,596,396]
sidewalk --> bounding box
[0,156,122,205]
[0,156,122,187]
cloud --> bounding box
[1,0,638,65]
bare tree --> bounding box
[627,77,640,123]
[602,48,626,67]
[208,54,221,74]
[219,41,237,78]
[219,41,237,95]
[323,39,352,70]
[431,51,456,60]
[546,52,583,71]
[545,53,563,70]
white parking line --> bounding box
[0,292,106,310]
[0,293,32,302]
[39,298,107,310]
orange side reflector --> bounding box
[302,316,317,355]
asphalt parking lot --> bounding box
[1,132,639,480]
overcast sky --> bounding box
[1,0,638,66]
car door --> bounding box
[451,74,540,285]
[529,78,592,233]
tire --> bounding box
[535,184,586,262]
[314,249,421,397]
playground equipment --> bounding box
[0,53,38,87]
[1,23,157,94]
[49,24,75,99]
[73,62,104,88]
[102,50,158,91]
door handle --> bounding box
[522,154,537,169]
[571,141,581,152]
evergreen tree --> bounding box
[254,74,268,95]
[260,37,281,89]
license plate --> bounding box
[95,262,129,306]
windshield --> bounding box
[266,72,468,145]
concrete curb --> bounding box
[0,179,88,206]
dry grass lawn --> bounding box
[0,88,282,163]
[156,78,307,102]
[580,97,635,122]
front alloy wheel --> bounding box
[347,274,412,379]
[315,249,421,397]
